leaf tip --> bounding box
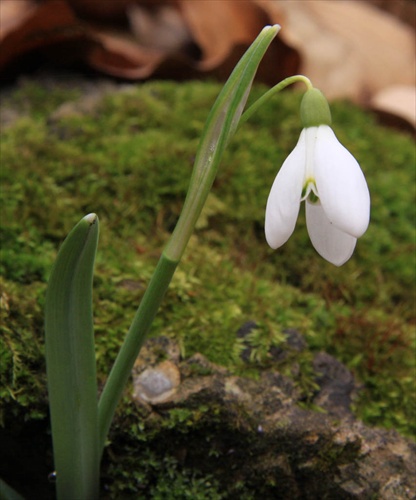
[84,213,98,225]
[263,24,281,35]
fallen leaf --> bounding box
[259,0,416,102]
[87,0,298,83]
[127,3,192,53]
[0,0,38,40]
[0,0,93,71]
[178,0,272,70]
[0,0,299,85]
[86,27,166,79]
[67,0,133,22]
[371,85,416,130]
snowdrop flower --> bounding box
[265,88,370,266]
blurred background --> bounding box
[1,0,415,127]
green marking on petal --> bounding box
[308,191,319,204]
[301,185,308,199]
[301,178,319,202]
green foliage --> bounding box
[0,78,414,493]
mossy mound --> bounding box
[0,77,414,496]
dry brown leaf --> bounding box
[86,0,298,83]
[127,3,192,53]
[0,0,299,84]
[86,29,166,79]
[176,0,299,82]
[178,0,270,70]
[0,0,38,40]
[371,85,416,129]
[67,0,133,22]
[258,0,416,102]
[0,0,93,71]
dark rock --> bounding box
[128,337,416,499]
[312,351,357,420]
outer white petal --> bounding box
[306,200,357,266]
[314,125,370,238]
[265,130,307,248]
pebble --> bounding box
[132,360,180,404]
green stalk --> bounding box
[97,254,177,450]
[239,74,313,126]
[45,214,100,499]
[97,24,281,454]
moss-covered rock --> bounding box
[103,336,415,499]
[0,74,414,496]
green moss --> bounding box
[6,80,81,119]
[0,279,47,424]
[101,397,257,499]
[0,78,414,473]
[104,448,226,499]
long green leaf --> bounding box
[45,214,100,499]
[164,24,281,261]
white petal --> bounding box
[306,201,357,266]
[314,126,370,238]
[265,131,306,248]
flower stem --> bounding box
[239,75,313,126]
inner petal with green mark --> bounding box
[301,178,319,203]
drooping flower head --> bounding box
[265,88,370,266]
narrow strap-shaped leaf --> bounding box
[165,24,280,262]
[45,214,100,499]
